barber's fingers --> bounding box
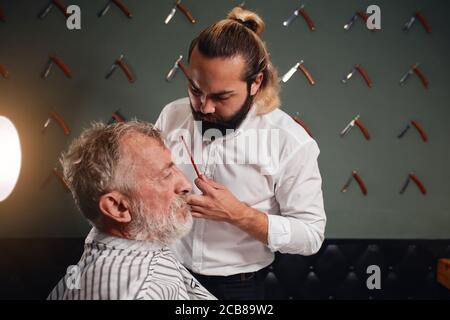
[199,175,225,190]
[194,176,216,194]
[191,212,204,219]
[191,212,210,220]
[187,194,209,207]
[190,205,208,215]
[190,207,221,221]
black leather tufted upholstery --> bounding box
[266,240,450,300]
[0,239,449,299]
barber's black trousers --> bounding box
[189,268,268,300]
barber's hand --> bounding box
[187,175,249,223]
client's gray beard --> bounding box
[126,195,193,245]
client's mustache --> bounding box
[172,194,190,212]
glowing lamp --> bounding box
[0,116,21,202]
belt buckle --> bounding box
[240,272,255,281]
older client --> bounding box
[48,121,215,300]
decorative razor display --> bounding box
[342,64,373,88]
[165,0,196,24]
[41,167,70,192]
[403,11,431,33]
[105,54,135,83]
[42,111,71,136]
[166,55,184,81]
[0,64,10,79]
[0,6,6,22]
[292,112,313,138]
[398,120,428,142]
[98,0,132,19]
[341,170,368,196]
[281,61,315,86]
[399,63,428,89]
[344,10,369,30]
[39,0,69,19]
[107,109,127,124]
[41,54,73,79]
[340,115,370,140]
[400,172,426,195]
[282,3,315,31]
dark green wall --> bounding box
[0,0,449,238]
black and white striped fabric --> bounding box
[47,228,216,300]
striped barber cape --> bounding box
[48,228,216,300]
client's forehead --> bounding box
[120,133,171,175]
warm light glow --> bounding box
[0,116,22,202]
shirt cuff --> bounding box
[267,214,292,252]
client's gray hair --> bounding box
[61,120,163,227]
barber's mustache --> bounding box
[192,110,222,123]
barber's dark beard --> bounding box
[190,88,254,136]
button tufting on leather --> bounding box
[266,240,450,300]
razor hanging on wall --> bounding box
[105,54,135,83]
[403,10,431,33]
[342,64,373,88]
[340,115,371,140]
[344,10,369,30]
[41,54,73,79]
[0,64,10,79]
[165,0,196,24]
[166,55,186,82]
[399,63,429,89]
[281,61,315,86]
[39,0,69,19]
[399,172,427,195]
[292,112,313,138]
[98,0,132,18]
[341,170,368,196]
[397,120,428,142]
[42,111,71,136]
[283,3,315,31]
[107,109,127,124]
[41,167,70,192]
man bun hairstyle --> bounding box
[228,6,265,35]
[188,7,281,114]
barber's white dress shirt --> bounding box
[156,97,326,276]
[47,228,215,300]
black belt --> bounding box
[189,266,270,283]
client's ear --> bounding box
[99,191,132,223]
